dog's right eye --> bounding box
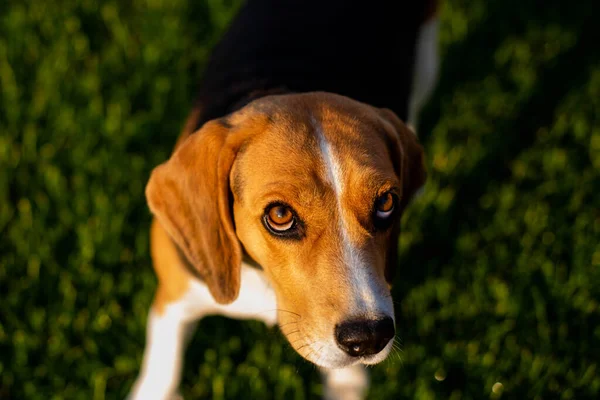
[263,203,303,238]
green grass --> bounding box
[1,0,599,399]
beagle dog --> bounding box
[129,0,439,399]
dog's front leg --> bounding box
[128,299,197,400]
[320,364,369,400]
[129,264,277,400]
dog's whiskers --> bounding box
[391,337,404,365]
[311,344,326,368]
[296,342,311,352]
[274,309,302,319]
[282,329,300,337]
[298,335,318,361]
[393,336,403,349]
[301,339,326,366]
[278,320,298,329]
[303,347,316,363]
[290,335,305,344]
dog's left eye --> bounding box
[372,191,399,231]
[375,192,396,219]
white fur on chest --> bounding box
[183,262,278,326]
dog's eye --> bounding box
[375,192,395,219]
[373,191,399,231]
[265,204,295,232]
[262,203,304,239]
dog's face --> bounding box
[146,92,426,369]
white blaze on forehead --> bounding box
[313,118,392,317]
[317,127,345,198]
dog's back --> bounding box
[193,0,436,129]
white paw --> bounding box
[127,380,182,400]
[321,365,369,400]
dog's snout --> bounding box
[334,316,395,357]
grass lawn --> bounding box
[1,0,599,399]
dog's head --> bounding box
[146,92,426,368]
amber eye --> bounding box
[265,204,295,232]
[375,192,395,219]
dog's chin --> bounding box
[300,338,394,369]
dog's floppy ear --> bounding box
[377,108,427,283]
[378,108,427,207]
[145,119,243,304]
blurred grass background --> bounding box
[1,0,599,399]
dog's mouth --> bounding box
[280,323,395,369]
[276,282,397,368]
[293,337,394,369]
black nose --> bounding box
[334,316,395,357]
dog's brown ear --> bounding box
[378,108,427,207]
[145,120,242,304]
[377,108,427,283]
